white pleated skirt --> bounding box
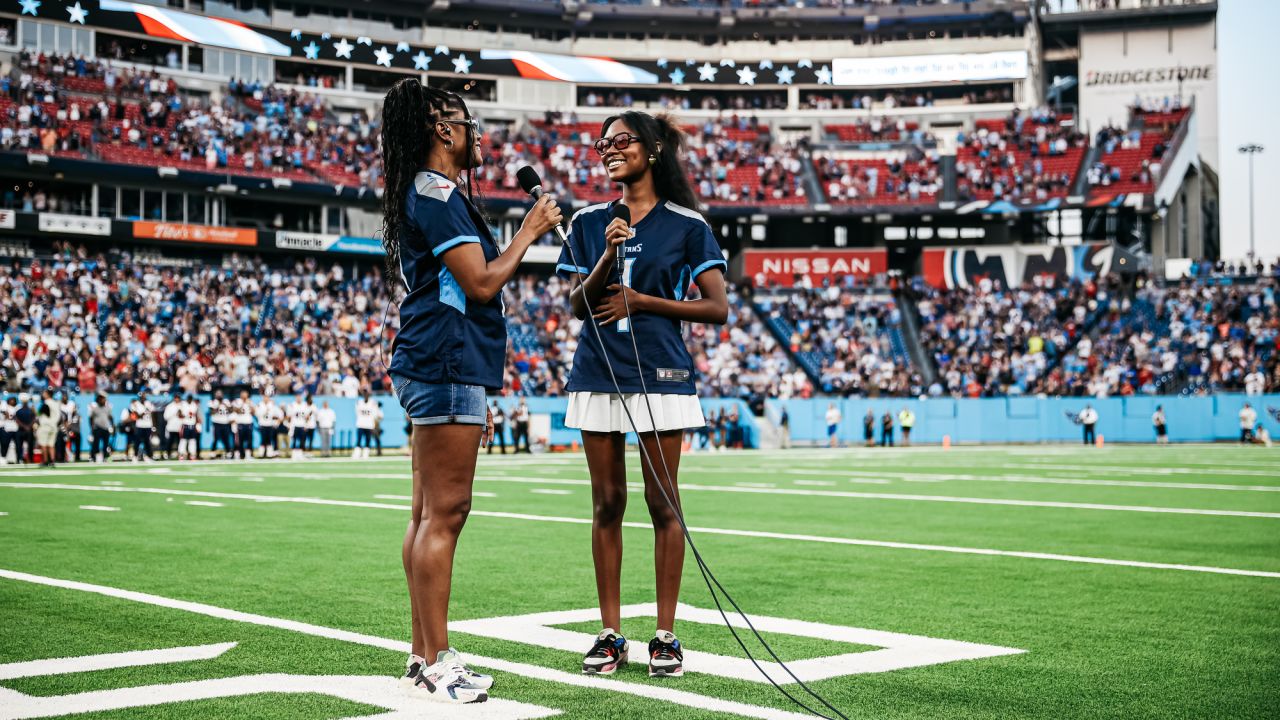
[565,392,705,433]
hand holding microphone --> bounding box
[607,203,630,283]
[514,166,564,241]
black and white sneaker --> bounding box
[648,631,684,678]
[410,648,488,704]
[400,654,425,688]
[403,651,492,690]
[582,628,629,675]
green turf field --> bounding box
[1,445,1278,719]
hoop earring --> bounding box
[445,140,454,148]
[648,155,656,165]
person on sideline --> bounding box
[233,390,255,459]
[380,78,562,703]
[317,400,336,457]
[1079,404,1099,445]
[89,394,113,462]
[512,399,531,452]
[880,410,895,447]
[1240,403,1258,443]
[863,409,875,447]
[487,400,507,454]
[778,403,790,450]
[898,406,915,446]
[556,110,728,679]
[354,392,378,459]
[826,403,841,448]
[1153,405,1169,444]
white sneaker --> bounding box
[401,651,492,690]
[410,648,488,703]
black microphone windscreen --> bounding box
[516,166,542,196]
[611,203,631,225]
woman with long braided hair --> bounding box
[380,78,562,704]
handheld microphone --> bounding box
[517,166,570,249]
[610,203,630,284]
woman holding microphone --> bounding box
[380,78,562,704]
[556,111,728,678]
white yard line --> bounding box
[530,489,573,496]
[0,569,814,720]
[183,501,224,508]
[78,506,119,512]
[2,484,1276,579]
[0,643,237,680]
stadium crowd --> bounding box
[955,106,1087,202]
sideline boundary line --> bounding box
[1,483,1276,579]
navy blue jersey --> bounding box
[390,170,506,390]
[556,200,726,395]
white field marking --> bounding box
[735,482,776,489]
[474,491,498,498]
[173,479,197,484]
[78,506,119,512]
[530,489,572,496]
[0,569,813,720]
[453,603,1024,684]
[793,480,836,487]
[473,475,1280,519]
[0,512,7,516]
[1002,462,1280,478]
[3,484,1276,579]
[0,643,237,680]
[19,474,1277,520]
[834,469,1280,493]
[238,478,263,483]
[0,673,556,720]
[146,468,172,474]
[373,494,412,501]
[99,481,124,486]
[184,501,224,508]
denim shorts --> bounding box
[391,374,486,426]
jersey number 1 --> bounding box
[618,257,636,333]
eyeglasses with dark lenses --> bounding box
[593,133,641,156]
[439,118,482,135]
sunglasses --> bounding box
[439,118,482,135]
[593,132,641,156]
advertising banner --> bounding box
[832,51,1027,87]
[274,231,383,255]
[133,221,257,246]
[741,248,887,287]
[0,210,15,230]
[921,243,1113,290]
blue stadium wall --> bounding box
[63,395,757,451]
[765,394,1280,445]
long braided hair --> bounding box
[378,78,475,288]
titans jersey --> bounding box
[390,170,506,390]
[556,200,726,395]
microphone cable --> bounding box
[528,175,848,719]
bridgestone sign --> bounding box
[1084,66,1213,87]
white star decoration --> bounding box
[816,65,833,84]
[290,29,302,40]
[332,38,354,59]
[657,58,668,68]
[374,46,393,67]
[452,54,471,74]
[303,41,320,60]
[797,58,813,69]
[65,0,87,23]
[435,45,451,55]
[356,36,372,46]
[775,66,795,84]
[719,58,736,67]
[321,32,331,40]
[412,51,431,71]
[736,66,757,85]
[758,59,773,70]
[396,41,410,53]
[18,0,40,16]
[697,62,717,82]
[669,68,685,84]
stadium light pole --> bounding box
[1238,143,1264,261]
